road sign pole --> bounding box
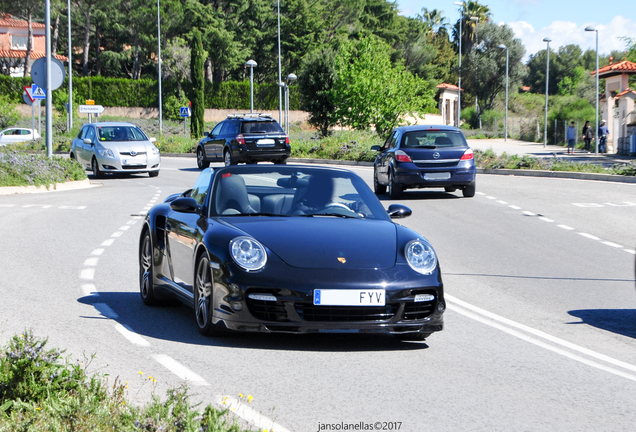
[38,100,41,136]
[32,103,35,135]
[184,117,186,135]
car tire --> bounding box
[388,170,402,199]
[224,149,234,167]
[139,231,160,306]
[373,168,386,195]
[194,253,223,336]
[148,171,159,177]
[197,148,209,170]
[394,332,432,341]
[70,152,76,161]
[462,181,476,198]
[91,157,103,179]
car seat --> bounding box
[216,175,257,215]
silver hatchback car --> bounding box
[70,122,161,178]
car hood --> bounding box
[223,217,397,269]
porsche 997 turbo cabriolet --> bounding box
[139,165,445,341]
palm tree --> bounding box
[420,8,448,34]
[452,1,492,53]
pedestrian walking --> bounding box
[566,121,576,154]
[582,120,593,152]
[598,120,610,153]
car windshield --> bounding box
[241,121,284,134]
[97,126,148,142]
[401,131,467,148]
[208,167,390,220]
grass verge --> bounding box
[0,145,87,187]
[0,331,253,432]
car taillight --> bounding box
[285,135,290,144]
[236,134,246,145]
[460,148,474,160]
[395,150,412,163]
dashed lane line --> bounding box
[151,354,209,386]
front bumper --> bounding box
[210,263,445,335]
[97,154,161,174]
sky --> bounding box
[395,0,634,62]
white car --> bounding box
[70,122,161,178]
[0,128,40,145]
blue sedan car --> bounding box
[372,125,476,199]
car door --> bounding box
[204,122,224,160]
[74,126,91,167]
[377,131,399,183]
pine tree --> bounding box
[190,28,205,138]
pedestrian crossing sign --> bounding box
[180,107,191,117]
[31,84,46,99]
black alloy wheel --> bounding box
[139,231,160,306]
[91,157,103,179]
[373,167,386,195]
[388,170,402,199]
[197,148,209,169]
[462,180,476,198]
[194,254,222,336]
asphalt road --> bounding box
[1,157,635,432]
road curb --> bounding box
[0,178,98,196]
[476,168,636,183]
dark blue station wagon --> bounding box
[372,125,476,199]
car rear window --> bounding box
[241,121,284,134]
[401,131,467,148]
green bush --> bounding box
[0,147,87,187]
[0,94,20,129]
[291,129,381,162]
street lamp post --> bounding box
[245,60,257,113]
[277,0,282,124]
[284,73,297,135]
[585,26,599,155]
[67,0,72,130]
[470,16,480,129]
[157,0,162,135]
[543,37,551,148]
[498,44,509,141]
[455,2,463,127]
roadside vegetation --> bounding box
[0,331,253,432]
[0,144,86,187]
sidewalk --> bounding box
[466,138,635,168]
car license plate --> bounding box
[313,289,385,306]
[424,172,451,180]
[256,139,275,146]
[123,156,146,165]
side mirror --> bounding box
[204,132,209,137]
[149,137,156,143]
[371,145,381,152]
[83,138,92,145]
[387,204,412,219]
[170,197,202,214]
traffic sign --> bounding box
[31,84,46,99]
[23,91,33,106]
[30,57,66,90]
[180,107,191,117]
[79,105,105,114]
[86,100,95,105]
[24,86,35,102]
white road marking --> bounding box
[217,395,292,432]
[59,205,87,210]
[606,202,636,207]
[0,204,16,207]
[486,196,497,200]
[496,200,508,204]
[602,241,623,248]
[80,268,95,280]
[446,294,636,381]
[93,303,118,319]
[538,217,554,223]
[509,205,521,210]
[83,257,99,266]
[81,284,98,297]
[476,192,486,195]
[152,354,209,386]
[111,232,123,238]
[572,203,603,208]
[119,225,131,231]
[522,211,535,216]
[101,239,115,246]
[579,232,600,241]
[114,323,150,347]
[137,210,148,215]
[558,224,575,230]
[23,204,51,208]
[91,248,104,256]
[625,249,636,255]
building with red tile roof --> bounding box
[0,13,67,77]
[436,83,462,126]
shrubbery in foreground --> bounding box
[0,147,87,187]
[0,331,252,432]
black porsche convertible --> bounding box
[138,165,445,340]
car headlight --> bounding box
[230,237,267,271]
[151,146,160,156]
[98,148,114,158]
[405,239,437,275]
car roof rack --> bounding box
[226,113,273,119]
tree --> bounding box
[462,22,526,111]
[299,47,338,136]
[74,0,99,76]
[452,0,492,54]
[420,8,447,34]
[190,28,205,138]
[329,36,435,138]
[0,0,42,76]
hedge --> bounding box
[0,75,300,110]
